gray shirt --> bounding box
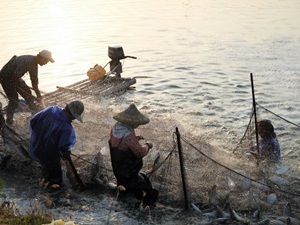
[0,55,38,85]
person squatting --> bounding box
[109,103,159,208]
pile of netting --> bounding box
[233,102,300,172]
[1,99,300,223]
[71,101,300,218]
[138,102,300,218]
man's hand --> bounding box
[61,149,71,160]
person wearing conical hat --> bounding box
[109,103,159,208]
[0,50,55,125]
[29,100,84,188]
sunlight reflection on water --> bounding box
[0,0,299,159]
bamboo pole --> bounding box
[250,73,260,154]
[175,127,189,210]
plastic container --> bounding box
[87,64,106,81]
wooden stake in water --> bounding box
[175,127,188,210]
[250,73,260,154]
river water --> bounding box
[0,0,299,164]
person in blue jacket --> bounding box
[29,100,84,186]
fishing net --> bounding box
[133,101,300,217]
[233,103,300,175]
[1,89,300,221]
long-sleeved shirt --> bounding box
[259,137,281,163]
[0,55,38,85]
[29,106,76,169]
[109,122,149,158]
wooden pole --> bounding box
[175,127,189,210]
[250,73,260,154]
[67,157,86,191]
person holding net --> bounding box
[250,119,281,163]
[29,100,84,188]
[109,103,159,208]
[0,50,55,124]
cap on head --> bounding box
[38,50,55,63]
[113,103,150,126]
[66,100,84,122]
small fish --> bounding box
[252,218,270,225]
[252,208,261,221]
[191,203,202,215]
[248,188,255,209]
[220,190,231,208]
[267,193,277,205]
[242,172,251,190]
[227,177,236,191]
[90,153,100,181]
[152,153,160,171]
[277,216,300,225]
[94,178,104,186]
[215,205,227,218]
[214,218,229,223]
[229,207,249,223]
[268,219,286,225]
[148,153,161,178]
[208,185,218,206]
[106,182,117,190]
[275,166,289,175]
[202,210,217,219]
[268,175,289,188]
[282,202,292,217]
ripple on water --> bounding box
[200,81,221,87]
[138,90,155,95]
[235,84,249,89]
[174,66,192,71]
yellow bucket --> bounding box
[87,64,106,81]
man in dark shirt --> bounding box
[0,50,54,124]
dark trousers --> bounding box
[41,160,63,185]
[1,78,38,121]
[118,173,159,206]
[109,142,159,206]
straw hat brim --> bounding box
[113,103,150,125]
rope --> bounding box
[180,135,300,197]
[232,108,254,153]
[147,140,177,178]
[0,91,32,112]
[70,153,113,173]
[256,103,300,128]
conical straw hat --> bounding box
[113,103,150,125]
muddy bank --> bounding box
[1,150,300,225]
[0,109,204,225]
[0,170,199,225]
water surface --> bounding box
[0,0,299,163]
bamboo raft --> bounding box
[42,76,136,106]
